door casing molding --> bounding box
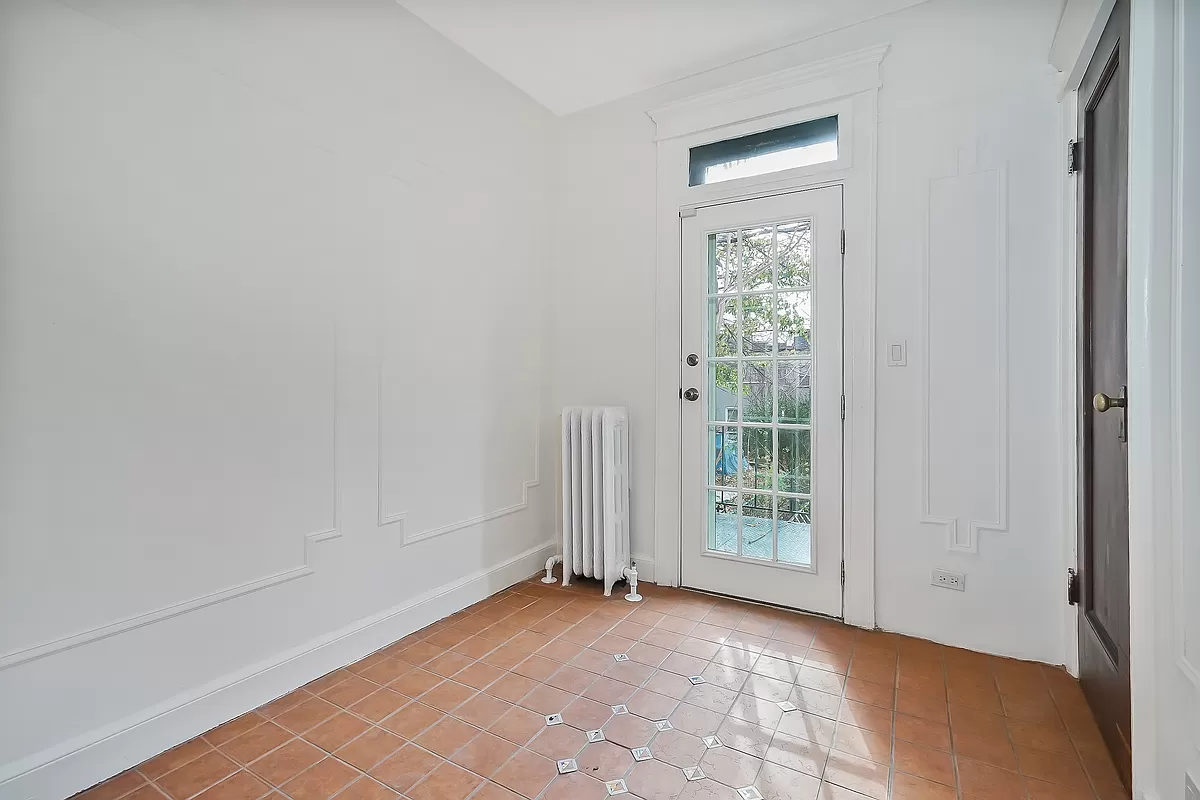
[647,46,884,628]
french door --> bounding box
[680,186,844,616]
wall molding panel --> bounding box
[919,150,1010,553]
[0,530,339,672]
[0,341,342,672]
[375,363,541,545]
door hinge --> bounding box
[840,394,846,421]
[1067,567,1080,605]
[840,561,846,587]
[1067,140,1080,174]
[840,229,845,255]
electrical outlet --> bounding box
[932,569,965,591]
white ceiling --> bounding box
[397,0,928,115]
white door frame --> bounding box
[1053,0,1197,794]
[1051,0,1121,683]
[647,45,885,628]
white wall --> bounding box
[0,1,555,797]
[549,0,1067,663]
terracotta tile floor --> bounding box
[78,577,1130,800]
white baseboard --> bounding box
[0,541,557,800]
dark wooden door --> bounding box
[1076,0,1131,786]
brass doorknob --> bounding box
[1093,391,1126,413]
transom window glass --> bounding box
[688,116,838,186]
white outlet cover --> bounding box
[931,569,966,592]
[887,340,907,366]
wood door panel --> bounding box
[1076,0,1131,787]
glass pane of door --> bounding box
[704,219,814,568]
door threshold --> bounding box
[678,584,843,623]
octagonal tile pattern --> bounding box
[77,576,1129,800]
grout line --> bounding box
[123,581,1121,800]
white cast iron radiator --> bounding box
[542,406,640,601]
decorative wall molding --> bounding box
[375,362,540,546]
[0,343,343,672]
[919,149,1010,553]
[0,539,557,800]
[648,44,888,142]
[0,530,337,671]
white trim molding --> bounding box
[0,536,326,671]
[1126,0,1194,794]
[647,47,883,629]
[918,153,1010,553]
[1169,0,1199,691]
[1058,88,1081,676]
[0,540,556,800]
[649,45,888,142]
[0,337,344,671]
[1050,0,1118,96]
[375,362,541,545]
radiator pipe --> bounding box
[542,555,561,584]
[623,563,642,602]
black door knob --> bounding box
[683,388,699,401]
[686,354,699,366]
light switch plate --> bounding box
[887,340,907,367]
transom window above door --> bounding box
[688,115,838,186]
